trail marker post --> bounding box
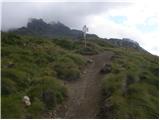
[82,25,88,48]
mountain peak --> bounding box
[27,18,48,29]
[12,18,97,39]
[11,18,144,52]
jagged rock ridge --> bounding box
[12,18,98,39]
[12,18,145,52]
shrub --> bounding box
[28,76,67,110]
[102,73,125,96]
[2,33,21,45]
[127,83,159,118]
[55,64,80,80]
[2,68,29,90]
[1,95,46,119]
[77,47,98,55]
[1,78,17,95]
[1,95,25,118]
[64,53,86,67]
[54,57,81,80]
[26,98,45,118]
[52,39,75,50]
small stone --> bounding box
[22,96,31,106]
[100,64,112,74]
[83,71,87,74]
[87,59,94,63]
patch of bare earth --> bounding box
[51,51,113,118]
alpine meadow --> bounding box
[1,1,159,119]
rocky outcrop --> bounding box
[100,64,112,74]
[11,18,98,39]
[105,38,145,52]
[11,18,147,53]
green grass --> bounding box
[1,94,26,118]
[1,32,159,118]
[27,76,67,110]
[1,32,86,118]
[101,48,159,118]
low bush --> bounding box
[2,68,30,90]
[1,78,17,95]
[1,95,25,118]
[76,41,103,55]
[52,39,76,50]
[28,76,67,110]
[77,47,98,55]
[54,57,81,80]
[64,53,86,67]
[26,98,45,118]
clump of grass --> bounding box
[28,76,67,110]
[26,98,45,118]
[2,68,30,90]
[52,38,77,50]
[54,57,81,80]
[76,41,103,55]
[1,95,25,119]
[1,78,17,95]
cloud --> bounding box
[1,2,130,30]
[85,1,160,55]
[1,1,160,55]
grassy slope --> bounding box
[1,32,87,118]
[100,48,159,118]
[1,32,159,118]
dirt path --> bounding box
[54,51,113,118]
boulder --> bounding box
[100,64,112,74]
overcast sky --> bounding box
[1,0,160,55]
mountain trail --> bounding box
[51,51,113,118]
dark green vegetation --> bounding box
[100,48,159,118]
[1,32,88,118]
[1,31,159,119]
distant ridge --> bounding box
[11,18,98,39]
[11,18,146,52]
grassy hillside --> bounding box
[1,32,87,118]
[1,32,159,118]
[99,48,159,118]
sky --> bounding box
[1,0,160,55]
